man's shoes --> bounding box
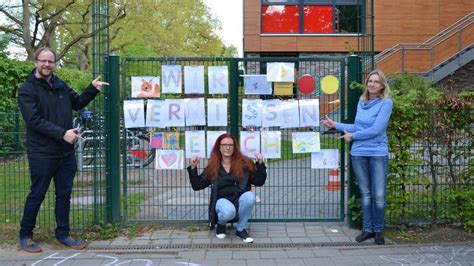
[216,224,226,239]
[355,231,375,242]
[375,232,385,245]
[19,238,42,253]
[56,236,85,250]
[236,229,254,243]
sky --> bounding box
[203,0,243,56]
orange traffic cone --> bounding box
[326,169,341,191]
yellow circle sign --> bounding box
[321,75,339,94]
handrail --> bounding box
[375,12,474,75]
[375,12,474,62]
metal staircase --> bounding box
[375,12,474,82]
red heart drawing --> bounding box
[160,153,178,167]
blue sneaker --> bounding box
[56,236,85,250]
[19,238,42,253]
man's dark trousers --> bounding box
[19,153,77,240]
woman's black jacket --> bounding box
[187,161,267,229]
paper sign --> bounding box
[184,66,205,94]
[146,100,165,128]
[292,132,320,153]
[274,82,293,96]
[164,99,185,127]
[311,149,339,169]
[321,75,339,94]
[240,131,260,157]
[242,99,262,127]
[207,98,228,127]
[267,62,295,82]
[185,131,206,159]
[150,132,180,149]
[131,76,160,98]
[299,99,320,127]
[280,100,300,128]
[185,98,206,126]
[208,66,229,94]
[123,100,145,128]
[162,65,182,94]
[262,99,282,128]
[261,131,281,159]
[244,75,272,95]
[155,150,184,170]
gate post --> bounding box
[105,54,121,223]
[347,55,363,228]
[229,58,239,138]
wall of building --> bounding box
[244,0,358,53]
[374,0,474,52]
[244,0,474,54]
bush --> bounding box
[0,58,92,154]
[385,73,473,229]
[55,68,92,93]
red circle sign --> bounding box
[298,74,315,94]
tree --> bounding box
[0,0,125,62]
[1,0,234,69]
[109,0,226,57]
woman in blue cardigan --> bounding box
[322,69,393,245]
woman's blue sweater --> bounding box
[336,98,393,156]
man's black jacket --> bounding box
[18,69,99,159]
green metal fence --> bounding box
[0,107,109,231]
[119,56,347,224]
[2,55,470,232]
[385,107,473,226]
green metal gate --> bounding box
[118,56,347,224]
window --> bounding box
[336,5,358,33]
[303,6,333,33]
[261,5,299,33]
[262,0,298,2]
[261,0,360,34]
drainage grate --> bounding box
[88,241,381,251]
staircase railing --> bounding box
[375,12,474,75]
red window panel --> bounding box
[303,5,333,33]
[261,5,299,33]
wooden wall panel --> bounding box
[377,52,403,74]
[373,0,440,51]
[439,0,474,29]
[403,51,433,72]
[433,37,462,65]
[244,0,260,35]
[296,37,358,52]
[245,36,261,52]
[461,25,474,47]
[259,37,298,51]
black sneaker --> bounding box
[236,229,254,243]
[374,232,385,245]
[216,224,226,239]
[355,231,375,242]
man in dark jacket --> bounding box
[17,47,108,253]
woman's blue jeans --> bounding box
[19,154,77,240]
[351,155,388,233]
[216,191,256,231]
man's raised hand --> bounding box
[92,75,109,92]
